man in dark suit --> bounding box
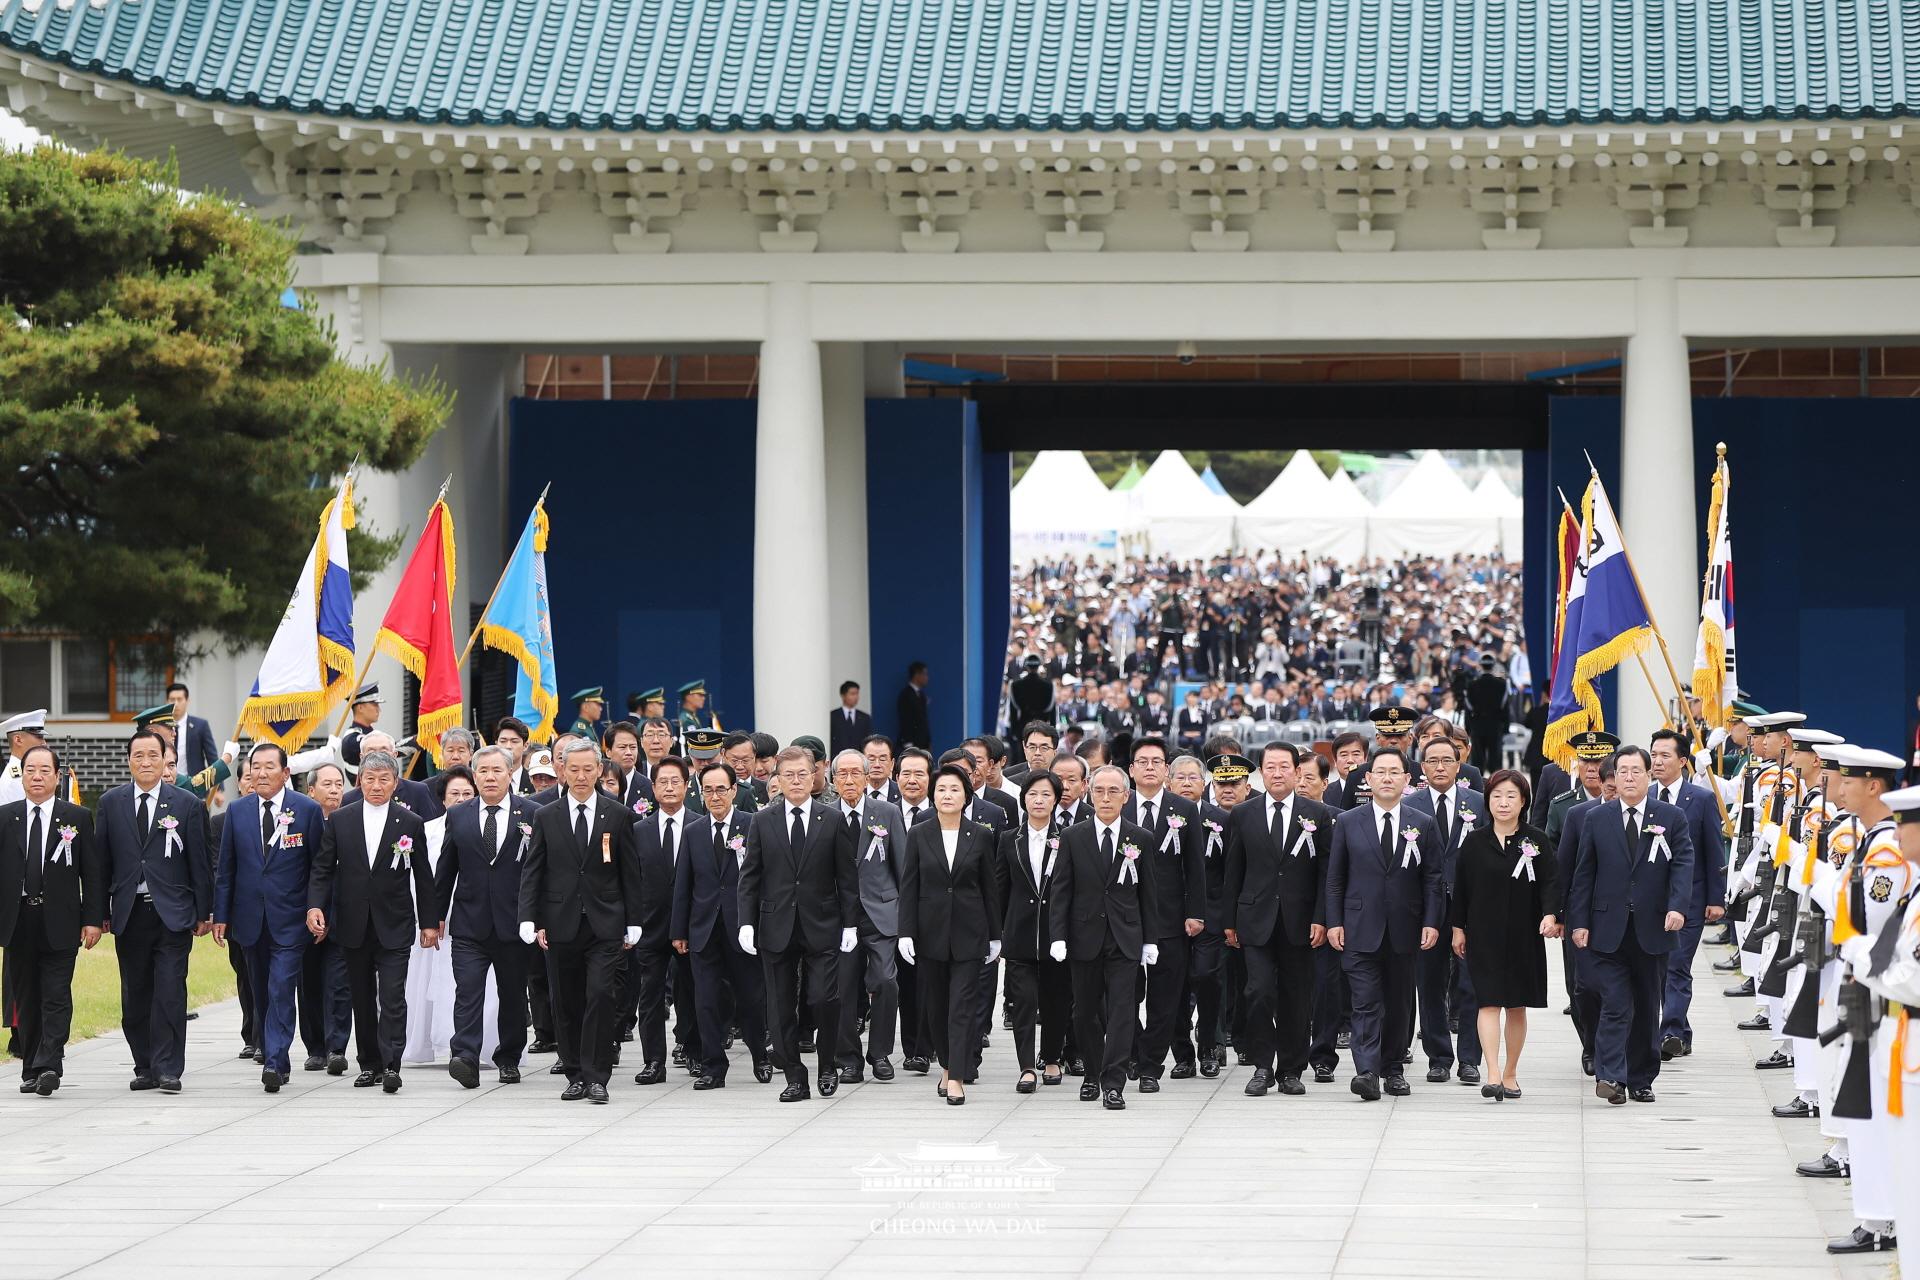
[1402,736,1489,1085]
[99,728,212,1093]
[516,740,644,1103]
[673,760,771,1088]
[297,763,353,1075]
[603,722,657,812]
[1464,656,1509,775]
[1051,754,1091,829]
[1223,742,1332,1096]
[1546,744,1613,1074]
[2,744,105,1095]
[1325,747,1443,1101]
[164,682,219,779]
[432,745,541,1088]
[307,749,436,1093]
[1568,745,1695,1104]
[896,662,931,749]
[629,755,699,1085]
[1648,729,1726,1059]
[892,748,936,1071]
[343,731,443,820]
[1122,737,1206,1088]
[1008,656,1055,732]
[1049,763,1158,1109]
[215,744,326,1091]
[829,681,875,757]
[828,750,908,1082]
[738,745,859,1101]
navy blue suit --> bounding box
[1653,779,1726,1047]
[1550,794,1603,1058]
[97,781,212,1082]
[1325,804,1443,1078]
[432,794,540,1070]
[1568,798,1696,1088]
[1403,785,1488,1073]
[178,714,218,779]
[215,790,325,1076]
[670,806,766,1080]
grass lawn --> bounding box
[4,934,237,1062]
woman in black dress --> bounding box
[1450,768,1558,1100]
[898,765,1000,1106]
[997,770,1071,1092]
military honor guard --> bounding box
[677,679,718,735]
[338,684,385,779]
[568,686,607,743]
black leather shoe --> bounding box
[1425,1066,1449,1083]
[634,1062,666,1086]
[693,1074,725,1090]
[1169,1060,1196,1080]
[1068,1058,1086,1076]
[1797,1154,1848,1178]
[1079,1081,1100,1101]
[450,1058,480,1089]
[1102,1088,1126,1110]
[1335,1030,1351,1049]
[753,1060,774,1084]
[818,1072,839,1098]
[560,1081,587,1101]
[902,1056,930,1075]
[382,1071,402,1093]
[1827,1227,1897,1254]
[1235,1050,1253,1066]
[1724,978,1755,997]
[1350,1073,1380,1101]
[1707,929,1734,947]
[1016,1073,1037,1095]
[1313,1066,1336,1085]
[129,1076,158,1091]
[1772,1097,1816,1118]
[1660,1035,1685,1060]
[498,1067,521,1084]
[240,1044,260,1059]
[1595,1079,1625,1104]
[1458,1064,1480,1085]
[778,1081,810,1103]
[1737,1012,1772,1031]
[1581,1052,1594,1077]
[1138,1075,1161,1093]
[1244,1068,1272,1097]
[1383,1074,1411,1096]
[326,1053,348,1076]
[1277,1075,1306,1096]
[1199,1053,1221,1079]
[870,1059,894,1081]
[33,1074,58,1096]
[262,1068,283,1093]
[1755,1049,1793,1070]
[1712,955,1741,972]
[157,1078,181,1094]
[587,1083,609,1104]
[528,1039,558,1054]
[839,1065,864,1085]
[353,1070,379,1087]
[549,1062,568,1075]
[20,1077,40,1094]
[303,1056,326,1072]
[669,1045,686,1065]
[1628,1087,1655,1103]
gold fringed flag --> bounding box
[375,490,462,764]
[1691,450,1737,729]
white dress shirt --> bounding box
[1093,817,1124,851]
[1265,792,1293,836]
[133,781,164,893]
[261,788,288,844]
[940,826,959,870]
[362,801,390,866]
[786,800,810,837]
[1026,822,1051,886]
[1371,803,1403,843]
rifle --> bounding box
[1757,794,1813,998]
[1779,902,1827,1039]
[1821,979,1880,1122]
[1762,892,1817,999]
[1724,882,1766,916]
[1740,777,1789,955]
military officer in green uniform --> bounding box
[677,679,717,734]
[568,686,606,741]
[135,704,235,798]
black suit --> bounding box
[1325,804,1444,1078]
[629,807,701,1071]
[98,781,211,1082]
[899,819,1000,1079]
[518,791,643,1087]
[671,807,767,1080]
[309,801,435,1074]
[432,794,541,1070]
[829,707,874,757]
[896,683,931,749]
[998,824,1070,1073]
[1222,793,1332,1077]
[1049,818,1158,1093]
[738,799,859,1084]
[1122,791,1206,1079]
[1,799,105,1081]
[893,798,936,1061]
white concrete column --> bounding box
[863,342,905,398]
[1618,275,1698,749]
[821,343,871,709]
[753,283,833,743]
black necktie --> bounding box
[869,789,883,804]
[846,808,860,839]
[1101,827,1115,869]
[1381,814,1396,862]
[1142,799,1156,830]
[790,806,806,852]
[137,792,151,843]
[662,815,676,867]
[714,822,727,869]
[575,802,590,849]
[1626,808,1641,851]
[1436,794,1450,847]
[261,799,275,853]
[484,804,500,861]
[25,805,43,898]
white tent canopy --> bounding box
[1131,450,1240,559]
[1238,451,1371,562]
[1368,450,1500,557]
[1472,471,1526,557]
[1009,450,1143,563]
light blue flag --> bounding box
[478,497,558,742]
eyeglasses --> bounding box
[699,784,733,796]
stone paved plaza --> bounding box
[0,946,1897,1279]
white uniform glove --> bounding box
[222,740,241,762]
[840,926,858,953]
[985,940,1002,964]
[519,921,536,945]
[898,936,916,965]
[1049,940,1068,963]
[737,925,756,955]
[1141,943,1160,966]
[1692,748,1714,774]
[624,926,642,947]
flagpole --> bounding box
[330,475,453,737]
[455,483,549,670]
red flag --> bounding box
[1549,502,1581,682]
[374,496,462,764]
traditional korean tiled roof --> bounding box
[2,0,1915,134]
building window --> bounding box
[113,640,172,715]
[61,639,109,715]
[0,634,172,720]
[0,639,52,711]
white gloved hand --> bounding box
[624,926,642,947]
[1049,940,1067,963]
[222,740,241,762]
[1141,943,1160,966]
[1692,748,1714,774]
[985,940,1002,964]
[738,925,756,955]
[519,921,536,945]
[840,926,858,953]
[1707,727,1729,751]
[898,936,917,965]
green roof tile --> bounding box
[1,0,1913,134]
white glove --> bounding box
[519,921,536,945]
[624,926,642,947]
[898,936,916,965]
[738,925,756,955]
[1141,943,1160,966]
[1707,727,1729,751]
[1692,748,1713,774]
[840,926,858,953]
[1049,940,1067,963]
[222,740,241,762]
[985,940,1002,964]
